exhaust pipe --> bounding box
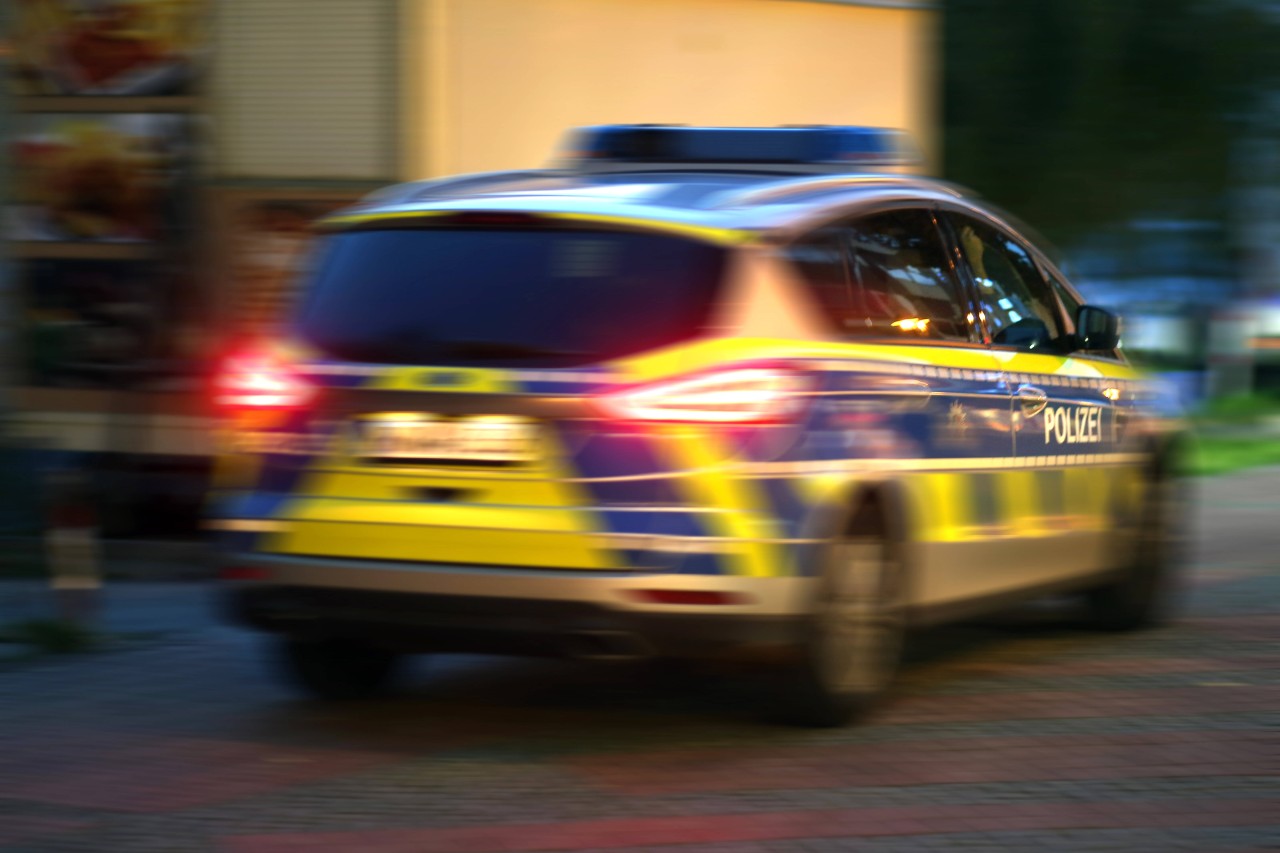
[564,630,654,661]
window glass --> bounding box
[293,228,727,366]
[787,210,973,342]
[784,225,854,329]
[843,210,972,341]
[1045,268,1082,333]
[954,217,1067,352]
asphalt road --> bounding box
[0,469,1276,852]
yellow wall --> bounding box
[403,0,938,179]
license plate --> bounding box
[359,416,537,464]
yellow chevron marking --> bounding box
[652,425,786,577]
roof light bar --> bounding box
[560,125,920,170]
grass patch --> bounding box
[1188,434,1280,477]
[1194,391,1280,424]
[1187,392,1280,475]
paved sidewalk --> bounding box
[0,470,1276,852]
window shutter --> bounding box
[213,0,397,180]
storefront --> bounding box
[2,0,936,532]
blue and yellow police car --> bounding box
[208,125,1186,726]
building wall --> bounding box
[404,0,938,179]
[8,0,938,461]
[213,0,400,181]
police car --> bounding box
[209,125,1186,726]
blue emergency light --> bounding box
[562,124,918,169]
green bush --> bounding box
[1188,434,1280,476]
[1196,392,1280,424]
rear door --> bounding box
[785,207,1017,607]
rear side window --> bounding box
[292,227,728,366]
[787,210,974,342]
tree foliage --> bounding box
[943,0,1280,244]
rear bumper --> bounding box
[223,554,813,660]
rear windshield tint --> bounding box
[292,227,728,366]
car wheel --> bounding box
[778,523,906,727]
[1088,474,1184,631]
[278,636,402,700]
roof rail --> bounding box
[359,169,565,205]
[712,174,963,208]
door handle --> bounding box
[1016,384,1048,418]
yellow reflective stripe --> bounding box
[364,366,515,394]
[539,212,750,246]
[321,210,451,228]
[654,426,786,577]
[318,209,749,246]
[991,349,1143,383]
[612,338,1008,384]
[613,339,1148,392]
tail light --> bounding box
[214,350,314,409]
[600,366,810,424]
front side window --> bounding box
[952,216,1067,352]
[1045,267,1082,335]
[787,209,974,342]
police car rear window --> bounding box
[292,228,727,366]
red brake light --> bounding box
[215,352,314,409]
[600,366,810,424]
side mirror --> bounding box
[1075,305,1120,352]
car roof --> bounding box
[330,166,982,242]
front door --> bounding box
[946,213,1120,585]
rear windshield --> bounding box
[292,227,728,366]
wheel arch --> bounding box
[801,475,916,584]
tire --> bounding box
[278,636,402,700]
[1088,474,1185,631]
[777,519,906,727]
